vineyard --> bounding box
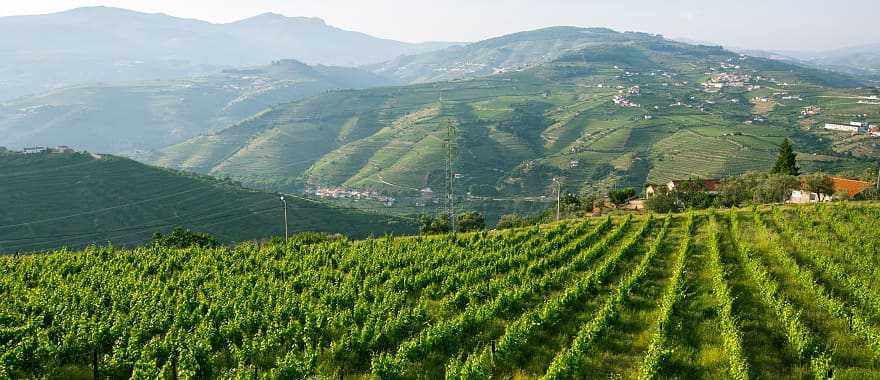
[2,203,880,379]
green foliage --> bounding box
[771,138,800,176]
[801,172,834,197]
[645,192,678,213]
[715,172,800,206]
[151,228,219,249]
[418,214,450,235]
[706,211,749,379]
[420,212,487,234]
[456,212,486,233]
[755,174,800,204]
[609,187,637,205]
[497,213,531,230]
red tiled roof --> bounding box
[832,177,872,197]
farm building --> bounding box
[22,146,48,154]
[644,183,660,198]
[824,123,865,133]
[51,145,74,153]
[832,177,873,198]
[419,187,435,200]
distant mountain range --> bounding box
[0,150,415,252]
[780,44,880,78]
[0,6,458,101]
[0,59,396,154]
[672,38,880,80]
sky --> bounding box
[2,0,878,51]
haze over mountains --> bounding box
[0,59,395,154]
[0,6,457,101]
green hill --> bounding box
[0,59,395,155]
[366,27,654,84]
[0,150,414,253]
[151,28,877,216]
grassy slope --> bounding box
[0,151,415,253]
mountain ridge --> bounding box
[0,59,396,155]
[0,6,459,101]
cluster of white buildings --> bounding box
[612,87,640,108]
[802,105,821,116]
[313,187,396,205]
[612,95,639,108]
[824,121,879,136]
[702,72,751,90]
[18,146,75,154]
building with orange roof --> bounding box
[789,176,873,204]
[831,177,872,198]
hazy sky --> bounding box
[3,0,878,51]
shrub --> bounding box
[457,212,486,232]
[152,228,219,249]
[609,187,637,205]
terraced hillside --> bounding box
[0,151,414,253]
[0,60,393,155]
[3,203,880,378]
[366,27,641,84]
[152,28,876,204]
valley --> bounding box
[150,29,879,214]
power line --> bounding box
[0,187,204,230]
[446,119,457,233]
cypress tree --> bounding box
[771,138,799,176]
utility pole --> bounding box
[446,120,457,233]
[280,196,289,243]
[876,163,880,190]
[553,178,561,222]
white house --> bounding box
[788,190,830,204]
[419,187,435,200]
[824,123,864,133]
[22,146,48,154]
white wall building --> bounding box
[824,123,864,133]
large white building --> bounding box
[824,123,865,133]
